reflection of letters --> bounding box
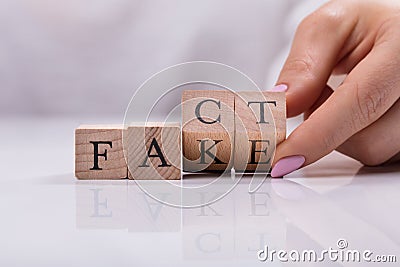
[248,233,268,252]
[250,192,270,216]
[142,193,171,220]
[198,192,222,216]
[196,233,221,253]
[90,188,112,217]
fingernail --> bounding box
[269,84,288,92]
[271,155,305,178]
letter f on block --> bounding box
[90,141,113,170]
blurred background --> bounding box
[0,0,327,117]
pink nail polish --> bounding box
[269,84,288,92]
[271,155,305,178]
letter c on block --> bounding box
[195,99,221,124]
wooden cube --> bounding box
[234,92,286,172]
[126,123,181,180]
[182,90,235,172]
[75,125,128,179]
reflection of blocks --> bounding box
[75,125,127,179]
[233,180,286,259]
[127,183,181,232]
[182,185,235,260]
[182,90,235,172]
[235,92,286,172]
[75,181,128,229]
[126,123,181,180]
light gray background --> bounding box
[0,0,325,116]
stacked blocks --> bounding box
[182,90,235,172]
[75,90,286,179]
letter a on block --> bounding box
[126,123,181,180]
[182,90,235,172]
[235,92,286,172]
[75,125,128,179]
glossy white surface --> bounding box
[1,116,399,266]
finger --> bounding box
[333,36,375,75]
[337,99,400,166]
[276,1,358,117]
[303,85,334,120]
[271,44,400,178]
[305,86,400,166]
[385,152,400,165]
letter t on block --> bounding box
[126,123,181,180]
[234,92,286,172]
[182,90,235,172]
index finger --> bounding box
[276,1,358,117]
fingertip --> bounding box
[284,87,320,117]
[269,84,288,92]
[271,155,306,178]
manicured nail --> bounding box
[269,84,288,92]
[271,155,305,178]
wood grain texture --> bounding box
[182,90,235,172]
[75,125,127,179]
[234,92,286,172]
[126,123,181,180]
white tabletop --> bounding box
[1,116,399,266]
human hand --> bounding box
[270,0,400,177]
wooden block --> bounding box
[126,123,181,180]
[234,92,286,172]
[182,90,235,172]
[75,125,127,179]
